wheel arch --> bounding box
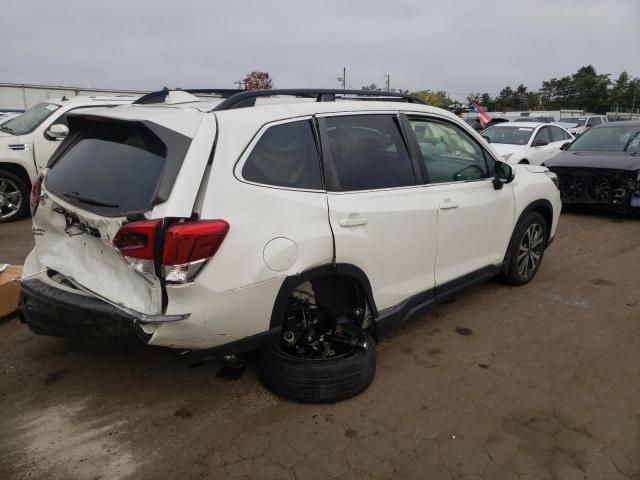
[0,162,32,189]
[269,263,378,329]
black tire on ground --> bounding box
[501,211,548,286]
[0,169,30,223]
[257,332,376,403]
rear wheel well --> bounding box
[269,265,377,330]
[0,162,32,188]
[519,159,530,164]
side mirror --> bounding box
[492,161,514,190]
[560,141,571,151]
[45,124,69,140]
[481,135,491,144]
[532,138,549,147]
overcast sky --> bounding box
[1,0,638,101]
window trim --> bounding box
[404,113,497,186]
[233,115,326,193]
[317,112,419,193]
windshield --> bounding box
[568,126,640,152]
[0,103,60,135]
[481,125,534,145]
[560,117,585,127]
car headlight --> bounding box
[501,153,513,161]
[544,171,560,190]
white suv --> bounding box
[19,89,561,402]
[0,95,137,222]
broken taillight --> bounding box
[30,174,43,214]
[113,219,229,284]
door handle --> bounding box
[439,201,459,210]
[339,217,368,227]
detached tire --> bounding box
[257,332,376,403]
[502,211,548,286]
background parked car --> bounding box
[481,122,573,165]
[557,115,608,136]
[546,120,640,217]
[0,95,137,223]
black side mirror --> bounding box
[532,138,549,147]
[492,161,514,190]
[482,135,491,144]
[560,141,571,150]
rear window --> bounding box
[46,122,167,216]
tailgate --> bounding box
[32,111,213,314]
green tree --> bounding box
[410,90,452,107]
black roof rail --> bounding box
[212,89,427,111]
[133,88,245,105]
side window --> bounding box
[563,128,572,140]
[242,120,323,190]
[534,127,551,144]
[323,115,415,191]
[549,126,565,142]
[409,118,491,184]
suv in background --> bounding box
[0,95,138,223]
[20,89,561,403]
[558,115,608,136]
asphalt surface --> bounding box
[1,209,639,480]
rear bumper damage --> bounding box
[549,167,640,209]
[19,279,152,343]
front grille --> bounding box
[548,167,637,205]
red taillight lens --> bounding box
[112,219,161,259]
[30,175,43,213]
[162,220,229,265]
[113,219,229,283]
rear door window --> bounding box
[322,114,415,191]
[46,122,167,216]
[242,119,322,190]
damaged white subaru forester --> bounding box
[20,89,561,403]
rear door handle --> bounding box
[439,201,459,210]
[339,217,368,227]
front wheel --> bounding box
[257,331,376,403]
[502,211,548,286]
[0,170,30,223]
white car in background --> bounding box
[557,115,608,136]
[481,122,573,165]
[0,112,21,125]
[0,95,137,222]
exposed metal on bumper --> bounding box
[65,277,189,323]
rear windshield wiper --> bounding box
[62,191,119,208]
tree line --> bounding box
[406,65,638,114]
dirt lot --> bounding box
[0,210,639,480]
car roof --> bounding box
[489,122,542,128]
[591,119,640,129]
[84,99,456,124]
[43,95,139,107]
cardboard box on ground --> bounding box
[0,264,22,319]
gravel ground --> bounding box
[0,209,639,480]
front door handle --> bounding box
[339,217,368,227]
[439,201,459,210]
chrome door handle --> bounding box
[439,201,459,210]
[339,217,368,227]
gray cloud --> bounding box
[1,0,638,101]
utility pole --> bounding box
[385,74,390,92]
[234,80,244,90]
[632,82,638,115]
[337,67,346,93]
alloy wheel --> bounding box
[0,178,23,221]
[517,223,544,279]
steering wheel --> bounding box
[452,165,485,181]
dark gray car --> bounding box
[546,120,640,217]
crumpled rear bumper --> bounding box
[19,279,150,343]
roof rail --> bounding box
[211,89,426,111]
[133,88,244,105]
